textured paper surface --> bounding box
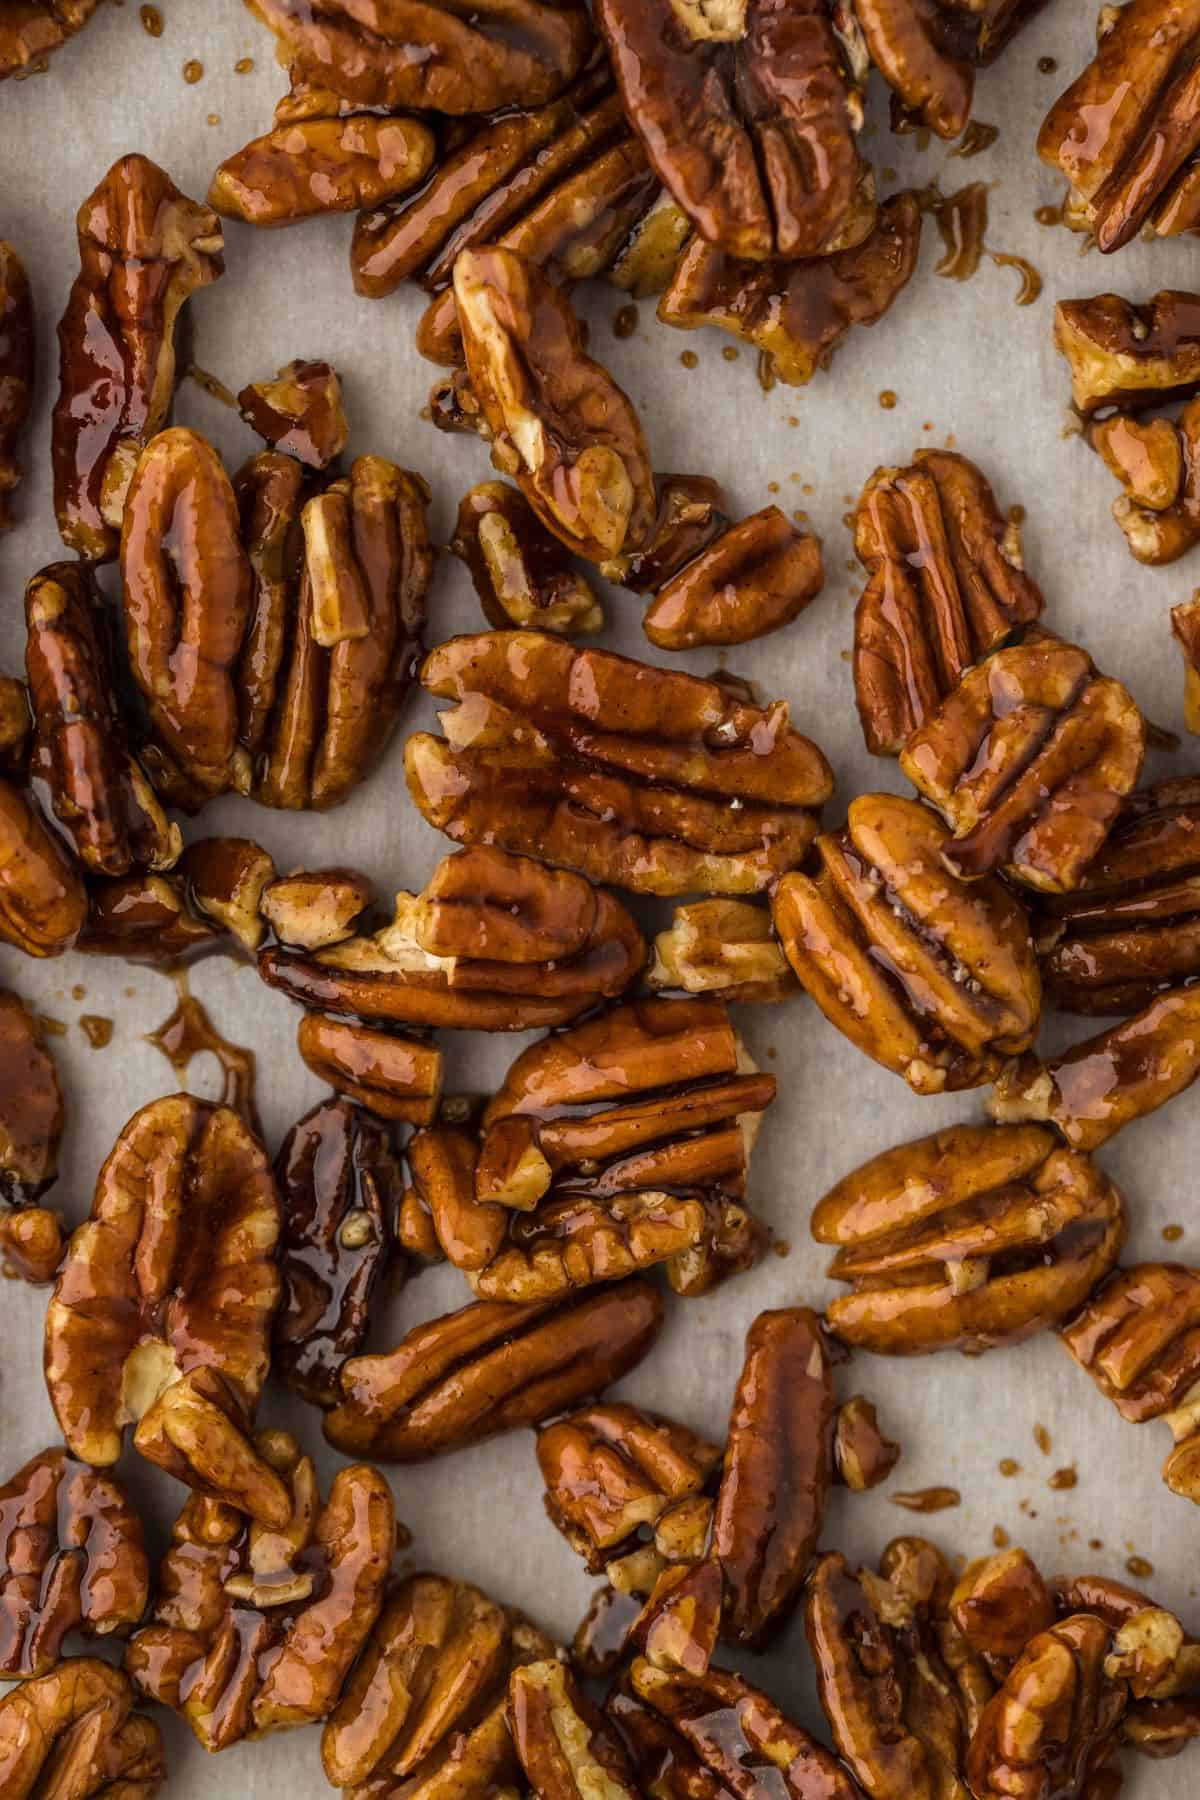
[1,2,1198,1792]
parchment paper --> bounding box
[1,4,1198,1792]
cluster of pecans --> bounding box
[6,2,1200,1798]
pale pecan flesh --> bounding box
[0,1447,148,1677]
[642,505,824,651]
[0,242,34,531]
[128,1436,395,1750]
[452,481,604,637]
[648,898,797,1002]
[0,988,64,1208]
[1088,399,1200,567]
[1054,290,1200,417]
[0,1658,166,1800]
[0,778,88,958]
[813,1122,1126,1355]
[596,0,871,261]
[0,1209,68,1287]
[966,1615,1126,1799]
[0,2,99,82]
[659,191,922,389]
[245,0,594,115]
[53,155,223,563]
[855,0,1043,140]
[510,1656,643,1797]
[900,640,1146,893]
[324,1279,663,1461]
[297,1014,444,1124]
[210,112,436,227]
[852,448,1043,755]
[407,629,833,896]
[261,865,374,949]
[773,793,1041,1094]
[238,360,349,468]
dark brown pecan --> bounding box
[1054,290,1200,417]
[510,1657,643,1797]
[210,112,436,226]
[52,155,223,562]
[274,1097,403,1405]
[176,836,277,954]
[245,0,594,114]
[834,1396,901,1492]
[642,505,824,651]
[0,242,34,531]
[452,481,603,636]
[127,1436,395,1750]
[407,629,834,895]
[595,0,870,261]
[773,792,1041,1094]
[0,778,88,958]
[852,448,1044,755]
[813,1122,1126,1355]
[0,1,98,80]
[606,1683,731,1798]
[238,360,348,467]
[297,1015,444,1124]
[76,871,221,964]
[324,1279,663,1461]
[854,0,1041,140]
[1038,0,1200,252]
[601,472,727,594]
[0,988,63,1208]
[966,1615,1126,1799]
[0,1658,166,1800]
[950,1550,1055,1664]
[0,1447,148,1677]
[1086,399,1200,565]
[900,640,1146,893]
[649,898,797,1002]
[659,191,921,388]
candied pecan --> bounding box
[0,242,34,532]
[76,871,221,963]
[0,1208,66,1286]
[53,156,223,562]
[642,506,824,651]
[814,1122,1125,1356]
[649,898,797,1002]
[966,1615,1126,1799]
[632,1558,725,1679]
[950,1550,1055,1664]
[0,988,63,1208]
[0,1658,166,1800]
[659,191,922,389]
[43,1096,285,1519]
[1174,593,1200,731]
[298,1015,444,1124]
[407,629,833,895]
[261,865,374,949]
[0,1,98,81]
[852,448,1044,755]
[127,1435,395,1750]
[245,0,594,115]
[834,1396,901,1493]
[1087,399,1200,566]
[238,360,348,468]
[0,674,30,774]
[0,778,88,958]
[177,836,276,954]
[455,248,656,563]
[210,113,436,226]
[0,1448,148,1677]
[601,473,727,594]
[1054,291,1200,417]
[324,1278,663,1460]
[773,793,1041,1094]
[509,1656,642,1797]
[900,640,1146,893]
[854,0,1042,140]
[452,481,603,636]
[404,1124,509,1275]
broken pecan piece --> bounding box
[643,505,824,651]
[950,1549,1055,1664]
[774,792,1041,1094]
[210,112,436,226]
[238,360,348,467]
[0,1,99,81]
[451,481,603,636]
[648,898,797,1002]
[966,1615,1126,1799]
[1173,593,1200,729]
[900,640,1146,893]
[324,1279,663,1461]
[0,1448,148,1677]
[834,1396,901,1492]
[601,472,727,594]
[408,629,833,895]
[297,1015,444,1124]
[0,241,33,532]
[813,1122,1126,1354]
[0,988,63,1208]
[0,1658,166,1800]
[510,1656,642,1797]
[53,155,223,562]
[0,778,88,958]
[1054,291,1200,416]
[1087,399,1200,565]
[852,448,1044,754]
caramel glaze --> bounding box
[146,970,260,1135]
[575,1584,643,1678]
[890,1486,961,1513]
[924,183,1042,307]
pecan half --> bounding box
[127,1436,395,1750]
[452,481,604,636]
[642,505,824,651]
[407,630,834,895]
[1054,291,1200,416]
[238,360,348,467]
[1087,399,1200,566]
[1174,592,1200,730]
[0,778,88,958]
[0,1659,166,1800]
[0,988,63,1208]
[324,1279,663,1461]
[595,0,870,261]
[0,1448,148,1677]
[852,448,1043,755]
[53,156,223,562]
[454,248,656,563]
[0,242,34,531]
[773,793,1041,1094]
[510,1656,642,1797]
[966,1615,1126,1799]
[950,1550,1055,1664]
[210,113,436,226]
[297,1015,444,1124]
[659,191,922,389]
[0,2,98,80]
[648,898,797,1001]
[76,871,221,964]
[813,1122,1126,1355]
[899,640,1146,893]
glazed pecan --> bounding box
[245,0,594,114]
[76,871,223,964]
[455,248,656,563]
[127,1435,395,1750]
[407,630,833,895]
[833,1396,901,1492]
[297,1014,444,1124]
[260,845,645,1031]
[177,836,277,954]
[261,865,374,949]
[0,778,88,958]
[659,191,922,389]
[0,1209,68,1287]
[44,1096,285,1520]
[852,448,1044,755]
[966,1615,1126,1799]
[53,155,223,562]
[1054,291,1200,417]
[855,0,1042,140]
[0,1659,166,1800]
[601,472,727,594]
[642,505,824,651]
[0,1,98,81]
[950,1549,1055,1664]
[274,1096,404,1406]
[451,481,604,636]
[510,1657,642,1797]
[1087,400,1200,565]
[238,360,348,467]
[1038,0,1200,251]
[648,898,797,1002]
[812,1122,1126,1355]
[899,640,1146,893]
[0,988,63,1209]
[209,111,436,227]
[773,793,1041,1094]
[324,1278,663,1461]
[595,0,871,261]
[0,1447,148,1677]
[0,242,34,531]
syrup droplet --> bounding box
[1163,1223,1184,1242]
[1038,55,1058,73]
[79,1015,113,1050]
[186,364,238,409]
[991,251,1042,305]
[679,350,698,370]
[1049,1466,1078,1491]
[890,1486,961,1513]
[952,121,999,158]
[612,303,638,340]
[235,55,255,74]
[146,971,260,1134]
[879,389,897,409]
[1126,1556,1155,1580]
[999,1458,1020,1477]
[183,58,203,84]
[140,5,163,36]
[1034,1424,1051,1455]
[1035,202,1064,226]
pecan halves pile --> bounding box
[1054,290,1200,417]
[451,481,604,637]
[43,1095,286,1522]
[454,247,656,563]
[52,155,224,562]
[649,897,798,1001]
[0,1658,166,1800]
[0,1447,148,1677]
[966,1615,1126,1798]
[899,639,1146,893]
[0,988,64,1210]
[0,777,88,958]
[210,109,436,227]
[0,1,98,82]
[324,1278,663,1461]
[595,0,871,262]
[0,241,34,531]
[812,1122,1126,1354]
[407,629,834,895]
[773,792,1041,1094]
[852,448,1044,755]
